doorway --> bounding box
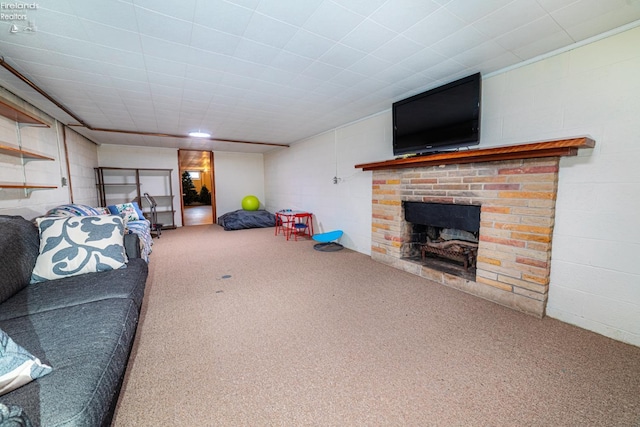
[178,150,216,226]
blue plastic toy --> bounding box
[312,230,344,251]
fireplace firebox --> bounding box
[403,202,480,280]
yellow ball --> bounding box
[241,195,260,211]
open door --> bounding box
[178,149,216,226]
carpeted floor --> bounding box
[113,225,640,426]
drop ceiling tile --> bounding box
[133,0,197,21]
[258,67,298,85]
[553,0,640,41]
[444,0,514,23]
[372,36,424,64]
[182,65,227,84]
[431,25,489,58]
[340,18,398,53]
[286,74,324,91]
[283,29,336,59]
[300,61,342,80]
[369,0,440,33]
[494,15,564,52]
[223,0,261,11]
[421,58,469,80]
[270,51,314,73]
[186,50,231,73]
[451,40,511,68]
[511,30,574,60]
[27,8,89,40]
[256,0,324,26]
[535,0,579,13]
[329,69,368,88]
[319,44,367,69]
[473,0,547,39]
[347,54,394,76]
[404,7,466,46]
[242,13,298,48]
[135,7,194,45]
[398,47,448,73]
[303,1,364,41]
[140,35,196,63]
[189,25,242,55]
[233,39,282,66]
[69,0,139,32]
[224,58,269,78]
[101,64,149,82]
[143,56,187,77]
[193,0,254,36]
[332,0,388,17]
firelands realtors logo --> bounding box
[2,2,38,33]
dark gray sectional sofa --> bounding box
[0,215,148,426]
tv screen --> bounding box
[393,73,481,157]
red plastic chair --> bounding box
[289,213,313,240]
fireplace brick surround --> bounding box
[356,138,595,318]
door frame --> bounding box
[178,149,216,226]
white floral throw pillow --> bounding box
[30,215,127,283]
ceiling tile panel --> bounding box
[372,36,425,64]
[255,0,323,26]
[0,0,636,152]
[193,0,255,36]
[233,39,282,66]
[339,18,398,53]
[330,0,388,17]
[189,25,242,55]
[133,0,197,21]
[303,2,364,41]
[69,0,139,32]
[134,8,194,45]
[242,13,299,48]
[473,0,548,39]
[444,0,514,23]
[404,7,466,46]
[318,44,367,69]
[369,0,440,33]
[283,29,335,59]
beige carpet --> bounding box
[113,225,640,426]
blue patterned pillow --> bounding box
[107,202,144,222]
[30,215,127,284]
[0,328,52,396]
[45,204,102,217]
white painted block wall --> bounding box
[265,27,640,346]
[0,89,97,219]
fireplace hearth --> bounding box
[358,137,595,318]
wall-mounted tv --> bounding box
[392,72,481,157]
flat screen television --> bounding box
[392,72,481,157]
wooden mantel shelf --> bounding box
[355,137,595,171]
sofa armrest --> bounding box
[124,233,141,259]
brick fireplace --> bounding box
[356,138,595,318]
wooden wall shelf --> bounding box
[0,143,55,162]
[355,137,595,171]
[0,99,49,127]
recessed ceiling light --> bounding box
[188,131,211,138]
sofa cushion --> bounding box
[0,259,148,322]
[0,299,139,427]
[0,328,52,396]
[0,216,39,305]
[30,215,127,284]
